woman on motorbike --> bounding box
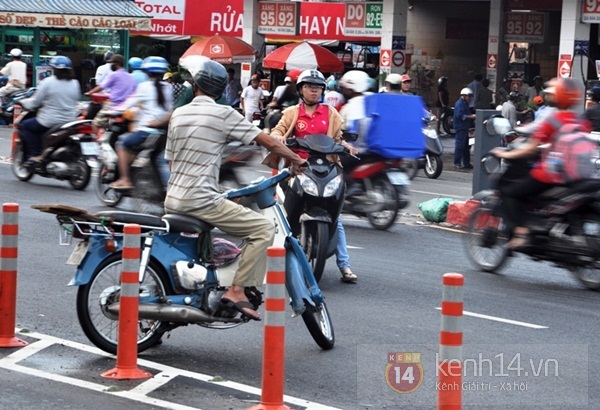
[269,69,360,283]
[491,77,590,250]
[19,56,80,164]
[110,56,173,190]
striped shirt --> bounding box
[165,95,260,212]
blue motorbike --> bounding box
[0,78,36,125]
[35,169,335,354]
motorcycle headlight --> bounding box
[423,127,438,139]
[297,174,318,196]
[323,175,342,197]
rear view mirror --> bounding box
[342,131,358,142]
[484,116,511,135]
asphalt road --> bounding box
[0,127,599,409]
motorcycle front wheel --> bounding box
[76,253,173,354]
[95,160,123,206]
[300,221,329,283]
[11,143,34,182]
[367,177,399,230]
[69,156,92,190]
[424,154,443,179]
[464,207,510,272]
[301,300,335,350]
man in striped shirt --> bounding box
[165,59,306,321]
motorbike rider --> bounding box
[165,58,307,320]
[269,69,359,283]
[383,73,402,93]
[18,56,81,164]
[94,50,114,88]
[490,77,590,250]
[0,48,27,99]
[109,56,173,190]
[323,79,345,111]
[128,56,148,85]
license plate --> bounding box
[66,241,90,266]
[387,171,410,185]
[80,142,99,156]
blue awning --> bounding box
[0,0,152,31]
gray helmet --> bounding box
[190,59,227,98]
[104,51,114,63]
[509,91,519,101]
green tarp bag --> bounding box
[417,198,457,223]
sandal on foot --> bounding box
[221,297,260,321]
[505,233,530,251]
[340,267,358,283]
[109,182,134,190]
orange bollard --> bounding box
[101,224,151,380]
[0,203,28,347]
[8,105,21,161]
[438,273,463,410]
[248,247,291,410]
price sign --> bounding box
[258,1,299,35]
[583,0,600,22]
[344,2,382,37]
[504,12,546,43]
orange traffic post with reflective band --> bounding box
[248,247,291,410]
[0,203,27,347]
[8,105,21,162]
[438,273,463,410]
[102,224,151,380]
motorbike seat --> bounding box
[162,214,214,233]
[95,211,165,231]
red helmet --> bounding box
[545,77,581,109]
[286,69,302,82]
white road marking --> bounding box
[0,330,342,410]
[435,308,548,329]
[412,189,465,198]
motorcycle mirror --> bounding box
[481,154,501,175]
[484,115,511,136]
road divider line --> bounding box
[411,190,465,198]
[435,308,548,329]
[10,330,342,410]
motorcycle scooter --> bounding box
[0,83,37,126]
[283,134,348,282]
[405,113,444,180]
[34,168,335,354]
[11,106,98,190]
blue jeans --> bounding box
[20,118,49,158]
[335,217,350,270]
[119,130,150,151]
[453,128,471,167]
[156,150,170,188]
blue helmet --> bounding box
[49,56,72,69]
[326,79,338,91]
[141,56,169,74]
[128,57,143,70]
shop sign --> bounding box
[133,0,185,35]
[583,0,600,23]
[503,12,546,44]
[0,12,150,30]
[257,1,299,35]
[344,2,383,37]
[185,0,243,36]
[269,2,380,42]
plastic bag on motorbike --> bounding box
[417,197,457,223]
[364,94,426,158]
[212,238,241,267]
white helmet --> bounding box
[385,73,402,85]
[9,48,22,58]
[460,87,473,96]
[339,70,371,93]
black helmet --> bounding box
[296,69,326,92]
[104,50,114,63]
[190,59,227,98]
[437,76,448,86]
[508,91,519,101]
[587,86,600,102]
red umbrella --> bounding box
[181,35,256,64]
[262,41,344,72]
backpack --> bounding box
[541,117,596,184]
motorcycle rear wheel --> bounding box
[571,264,600,290]
[301,300,335,350]
[69,156,92,190]
[300,221,329,283]
[11,143,34,182]
[76,253,173,354]
[442,110,455,135]
[95,160,123,207]
[464,207,510,272]
[424,154,443,179]
[367,177,399,230]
